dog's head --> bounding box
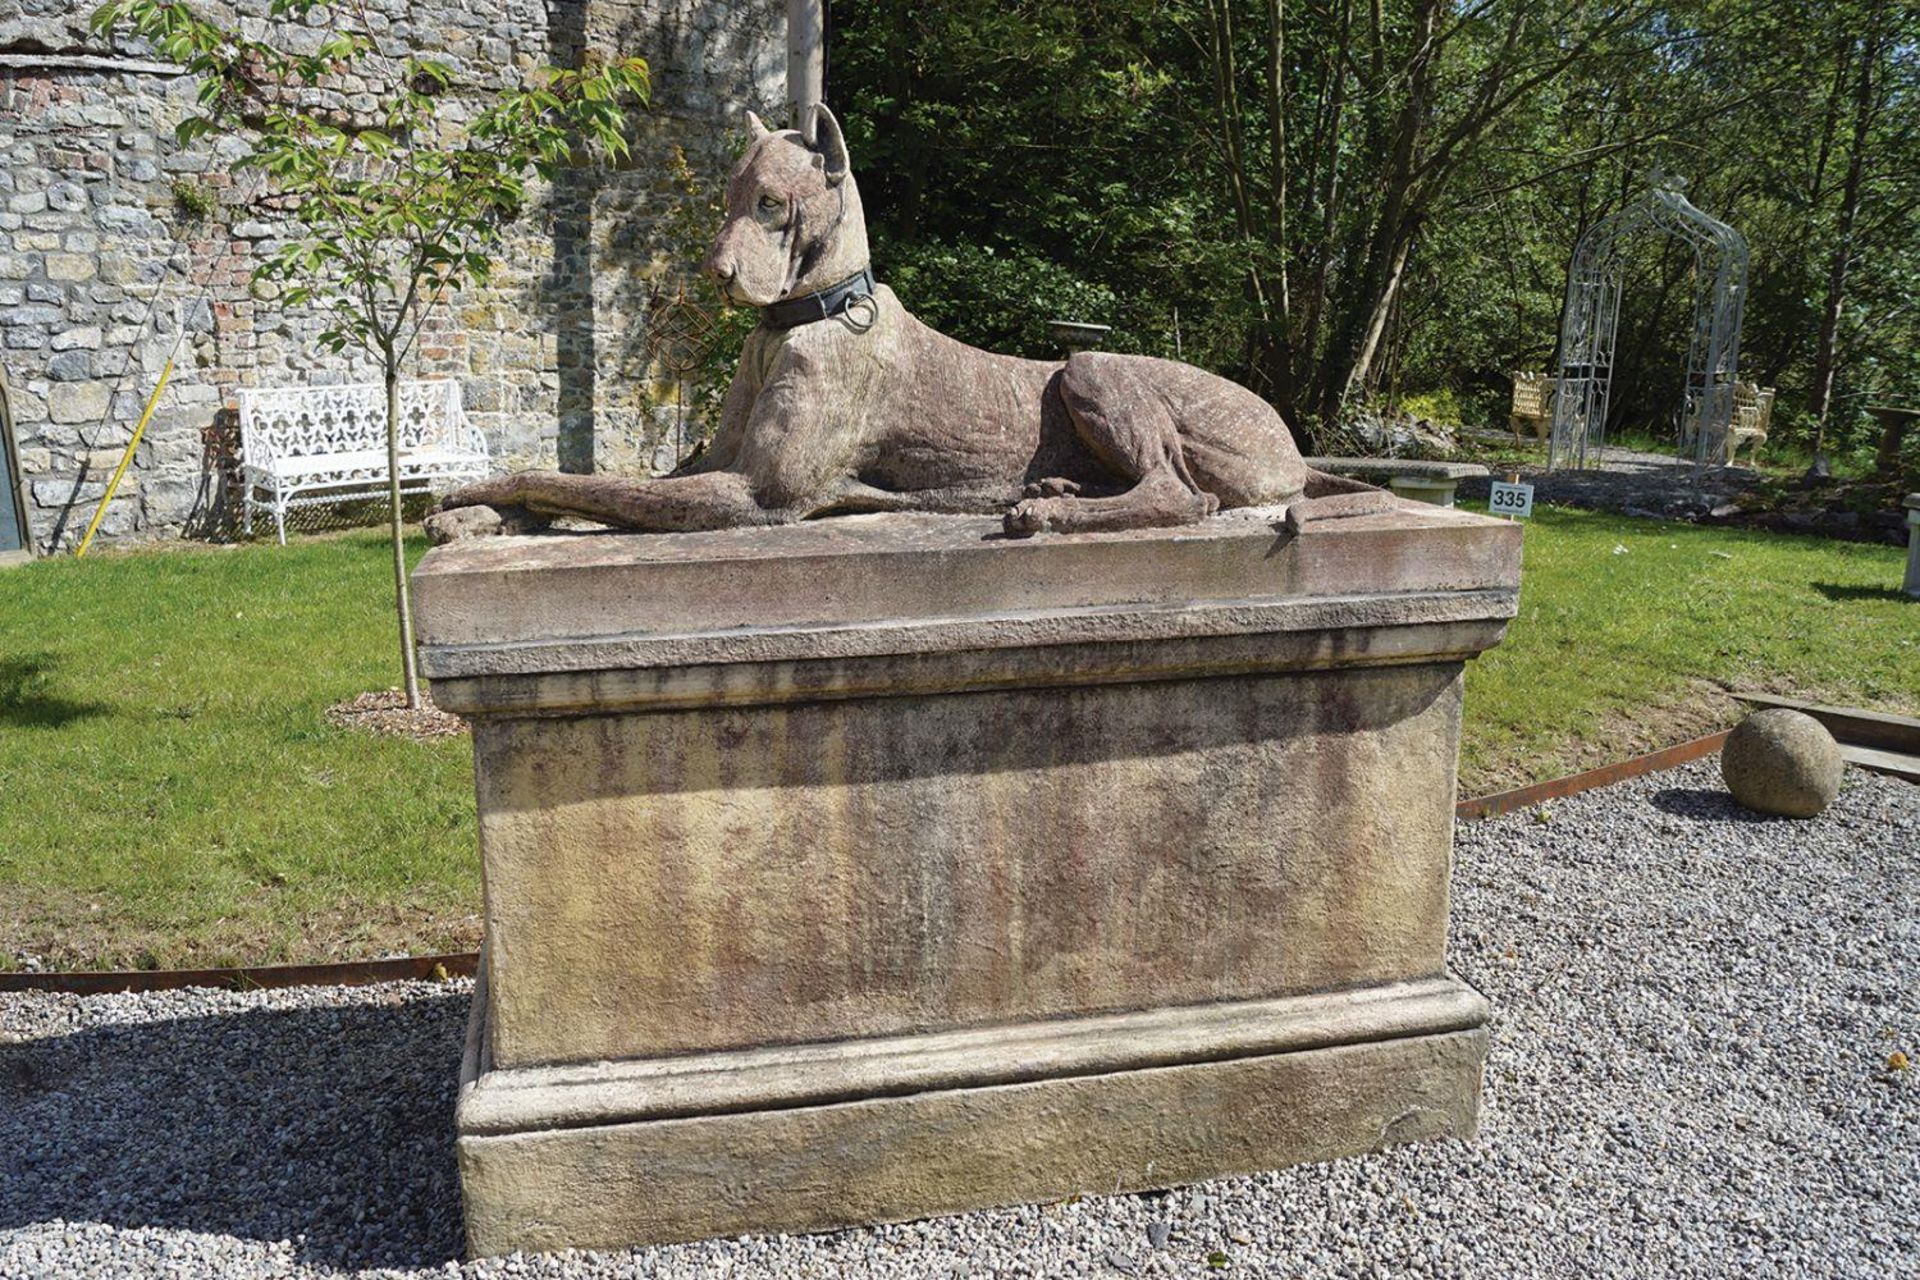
[703,105,869,308]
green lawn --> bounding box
[2,513,1914,970]
[1460,505,1917,789]
[1,532,477,970]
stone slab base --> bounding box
[456,969,1489,1255]
[420,513,1520,1254]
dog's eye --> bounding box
[757,195,782,214]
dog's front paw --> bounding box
[1022,477,1082,499]
[424,501,549,545]
[427,504,506,544]
[1003,496,1064,536]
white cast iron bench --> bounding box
[1509,371,1554,442]
[1726,381,1776,466]
[236,380,491,544]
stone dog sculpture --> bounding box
[433,106,1389,540]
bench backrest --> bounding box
[237,381,465,461]
[1510,372,1553,417]
[1731,382,1778,436]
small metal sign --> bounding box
[1488,480,1535,519]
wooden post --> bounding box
[789,0,824,142]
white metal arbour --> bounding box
[1549,178,1749,470]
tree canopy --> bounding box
[833,0,1919,466]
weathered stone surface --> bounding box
[413,506,1519,669]
[419,509,1517,1251]
[44,253,96,281]
[47,381,111,424]
[50,325,103,351]
[46,350,92,381]
[1722,708,1845,818]
[473,659,1467,1067]
[443,111,1396,540]
[458,973,1489,1253]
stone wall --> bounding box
[0,0,783,551]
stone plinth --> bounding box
[413,507,1522,1256]
[1905,493,1918,598]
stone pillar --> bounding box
[414,506,1523,1255]
[1905,493,1919,598]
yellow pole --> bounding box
[76,355,174,558]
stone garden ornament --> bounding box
[433,106,1392,539]
[417,107,1520,1257]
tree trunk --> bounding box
[1260,0,1294,419]
[384,358,423,709]
[1314,0,1437,418]
[1345,230,1414,405]
[1294,0,1350,397]
[1808,29,1882,462]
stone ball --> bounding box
[1720,709,1844,818]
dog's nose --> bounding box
[704,259,738,303]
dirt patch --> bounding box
[1460,678,1741,798]
[325,688,466,740]
[0,884,482,974]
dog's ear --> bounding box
[745,110,772,141]
[811,104,850,186]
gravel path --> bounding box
[2,761,1913,1278]
[1451,444,1909,545]
[1455,446,1769,523]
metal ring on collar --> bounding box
[842,293,879,333]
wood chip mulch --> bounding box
[325,689,467,740]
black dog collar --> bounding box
[759,266,878,330]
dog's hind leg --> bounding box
[1005,358,1216,535]
[1280,467,1409,534]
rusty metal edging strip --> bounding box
[1454,730,1732,822]
[3,735,1736,996]
[0,950,479,996]
[1733,693,1920,755]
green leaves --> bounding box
[833,0,1919,451]
[173,116,215,147]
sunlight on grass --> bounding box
[1,514,1913,968]
[0,532,476,968]
[1461,504,1917,788]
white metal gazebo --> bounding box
[1549,176,1750,471]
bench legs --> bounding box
[245,470,484,545]
[242,484,287,543]
[1387,476,1460,507]
[1726,432,1764,468]
[1510,414,1551,444]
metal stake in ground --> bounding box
[76,303,195,557]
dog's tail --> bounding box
[1283,467,1408,534]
